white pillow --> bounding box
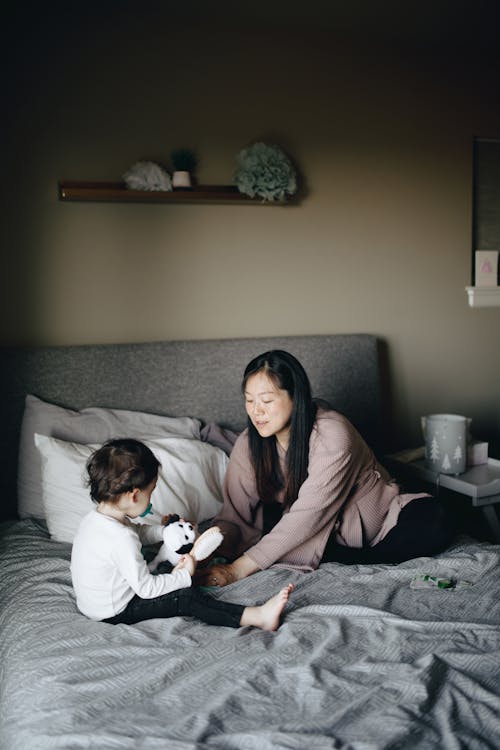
[18,394,202,519]
[34,434,228,544]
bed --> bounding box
[1,334,499,750]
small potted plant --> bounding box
[170,148,197,189]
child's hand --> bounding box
[173,554,196,577]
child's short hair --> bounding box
[86,438,160,503]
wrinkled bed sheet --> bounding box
[1,518,500,750]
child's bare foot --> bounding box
[240,583,294,631]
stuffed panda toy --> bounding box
[148,514,223,572]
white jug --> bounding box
[422,414,469,475]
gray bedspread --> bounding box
[1,519,500,750]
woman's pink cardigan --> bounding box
[213,409,428,571]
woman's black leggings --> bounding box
[322,497,454,565]
[104,587,245,628]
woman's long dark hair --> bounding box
[242,350,317,508]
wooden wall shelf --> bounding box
[58,181,291,205]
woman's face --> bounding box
[244,371,294,449]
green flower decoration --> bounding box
[234,142,297,202]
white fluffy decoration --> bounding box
[123,161,172,191]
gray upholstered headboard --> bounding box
[0,334,383,521]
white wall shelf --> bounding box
[466,286,500,307]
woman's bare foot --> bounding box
[240,583,294,631]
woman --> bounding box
[196,350,452,587]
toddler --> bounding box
[70,438,293,629]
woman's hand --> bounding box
[194,555,259,587]
[195,563,235,587]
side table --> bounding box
[385,448,500,543]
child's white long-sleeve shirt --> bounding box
[71,509,191,620]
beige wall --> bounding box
[2,8,500,452]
